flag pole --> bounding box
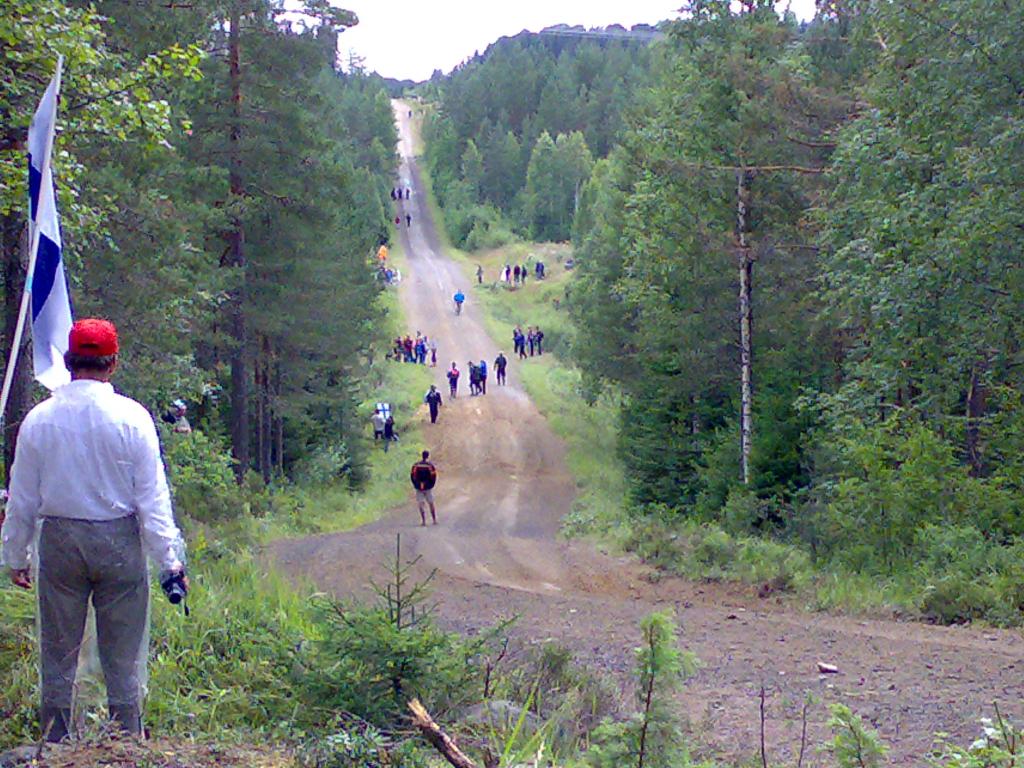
[0,55,64,433]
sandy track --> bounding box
[270,101,1024,764]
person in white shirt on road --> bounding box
[1,318,186,742]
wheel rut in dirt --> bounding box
[269,101,1024,765]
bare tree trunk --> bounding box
[2,214,32,488]
[965,359,988,477]
[259,335,272,483]
[226,3,249,482]
[736,169,755,486]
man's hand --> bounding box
[9,568,32,589]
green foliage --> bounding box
[307,539,494,729]
[585,612,696,768]
[825,703,888,768]
[297,719,429,768]
[624,514,811,593]
[0,584,37,746]
[163,430,243,523]
[421,30,654,247]
[930,713,1024,768]
[524,131,593,241]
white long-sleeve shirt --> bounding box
[1,379,183,572]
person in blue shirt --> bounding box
[453,290,465,315]
[478,359,488,395]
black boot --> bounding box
[108,703,143,737]
[40,705,72,742]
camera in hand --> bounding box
[160,569,189,615]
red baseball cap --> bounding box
[68,318,119,357]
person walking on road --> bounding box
[468,361,480,396]
[476,264,484,284]
[406,213,412,227]
[383,413,398,451]
[429,337,438,367]
[410,450,438,526]
[453,290,465,315]
[527,327,536,357]
[535,327,545,356]
[478,359,488,395]
[1,318,187,742]
[424,384,443,424]
[495,351,508,386]
[447,362,460,398]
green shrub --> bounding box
[826,703,888,768]
[0,584,38,748]
[307,543,498,729]
[163,429,244,523]
[584,612,697,768]
[931,714,1024,767]
[624,514,812,593]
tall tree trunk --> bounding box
[226,3,249,481]
[736,169,755,485]
[965,359,988,477]
[257,334,272,484]
[273,358,284,475]
[1,214,32,487]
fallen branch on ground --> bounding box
[408,698,478,768]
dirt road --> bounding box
[271,102,1023,764]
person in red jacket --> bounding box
[410,450,438,525]
[446,362,460,397]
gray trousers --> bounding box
[38,515,148,738]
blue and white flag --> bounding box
[27,68,72,390]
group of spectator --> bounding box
[391,332,438,367]
[495,261,545,287]
[512,326,544,359]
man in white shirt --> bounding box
[1,318,186,742]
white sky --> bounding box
[334,1,818,82]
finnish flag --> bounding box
[27,68,72,390]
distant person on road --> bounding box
[468,361,480,396]
[405,187,410,199]
[410,451,438,526]
[453,290,465,315]
[447,362,460,397]
[535,327,545,356]
[478,359,488,395]
[535,261,544,279]
[406,213,412,227]
[520,264,528,285]
[429,338,438,367]
[424,384,443,424]
[503,264,511,284]
[395,215,400,226]
[476,264,483,284]
[495,352,508,385]
[513,264,521,285]
[527,327,536,357]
